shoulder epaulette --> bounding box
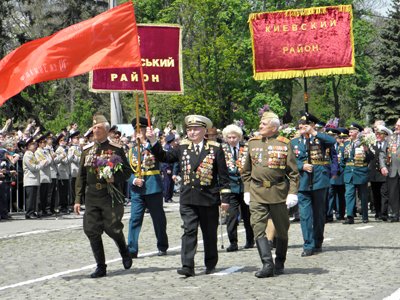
[248,136,262,142]
[207,140,220,147]
[109,141,122,148]
[83,142,94,151]
[277,136,290,144]
[180,139,191,145]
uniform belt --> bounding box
[311,160,330,165]
[89,183,108,190]
[134,170,160,176]
[346,162,368,167]
[252,177,285,188]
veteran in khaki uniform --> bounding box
[74,115,133,278]
[146,115,232,277]
[242,111,299,278]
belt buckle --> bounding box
[95,183,102,190]
[263,181,271,188]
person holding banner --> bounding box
[241,111,299,278]
[291,113,335,257]
[146,115,232,277]
[127,117,169,259]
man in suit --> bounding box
[380,118,400,222]
[291,113,336,256]
[221,124,254,252]
[369,125,390,221]
[342,123,374,224]
[146,115,232,277]
[242,111,299,277]
[127,117,169,258]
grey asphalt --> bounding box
[0,198,399,300]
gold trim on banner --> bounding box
[249,5,355,80]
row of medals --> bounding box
[182,148,215,186]
[251,146,287,169]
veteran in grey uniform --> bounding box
[146,115,232,277]
[74,115,133,278]
[242,111,299,278]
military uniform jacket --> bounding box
[291,132,336,191]
[128,143,163,196]
[23,150,42,187]
[75,140,132,204]
[35,147,52,183]
[379,134,400,177]
[150,139,231,206]
[341,140,374,185]
[369,141,387,182]
[330,142,345,185]
[45,145,58,179]
[54,145,70,180]
[242,135,299,204]
[221,142,247,194]
[68,144,82,178]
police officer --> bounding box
[221,124,254,251]
[127,117,169,258]
[74,115,133,278]
[291,113,335,256]
[242,111,299,278]
[146,115,232,277]
[342,123,374,224]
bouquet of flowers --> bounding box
[360,132,376,148]
[279,125,297,139]
[92,150,125,207]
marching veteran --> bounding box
[242,110,299,278]
[74,115,133,278]
[146,115,232,277]
[127,117,169,258]
[291,113,336,256]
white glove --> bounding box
[286,194,298,209]
[244,192,250,205]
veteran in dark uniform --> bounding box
[127,117,169,258]
[221,124,254,251]
[242,111,299,278]
[342,123,374,224]
[146,115,232,277]
[291,113,336,256]
[74,115,133,278]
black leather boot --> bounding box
[274,238,288,275]
[255,237,274,278]
[89,239,107,278]
[115,238,133,270]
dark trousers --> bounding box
[70,177,76,206]
[298,188,327,251]
[327,184,345,219]
[39,182,50,213]
[0,183,10,217]
[25,186,38,216]
[58,179,69,210]
[387,174,400,218]
[345,182,369,220]
[162,173,174,201]
[370,181,389,218]
[180,204,219,270]
[127,192,168,254]
[48,179,57,212]
[226,192,254,245]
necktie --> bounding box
[195,145,200,155]
[233,146,237,161]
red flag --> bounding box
[0,2,141,105]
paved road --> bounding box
[1,198,400,300]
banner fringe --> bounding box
[248,5,352,21]
[253,66,355,80]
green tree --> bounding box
[366,1,400,126]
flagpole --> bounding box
[135,93,142,179]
